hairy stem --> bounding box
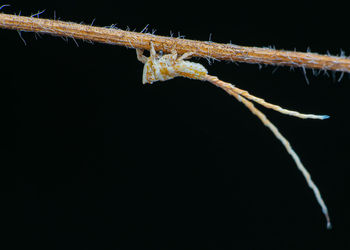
[1,13,350,72]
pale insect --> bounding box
[136,43,207,83]
[136,43,331,229]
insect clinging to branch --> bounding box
[136,42,331,229]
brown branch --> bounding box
[1,13,350,72]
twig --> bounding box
[1,13,350,72]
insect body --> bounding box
[136,43,207,84]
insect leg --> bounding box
[177,52,195,61]
[136,49,147,63]
[149,42,156,58]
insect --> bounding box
[136,43,207,83]
[136,43,331,228]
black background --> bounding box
[2,1,349,249]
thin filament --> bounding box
[204,74,331,229]
[231,85,329,120]
[205,76,329,120]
